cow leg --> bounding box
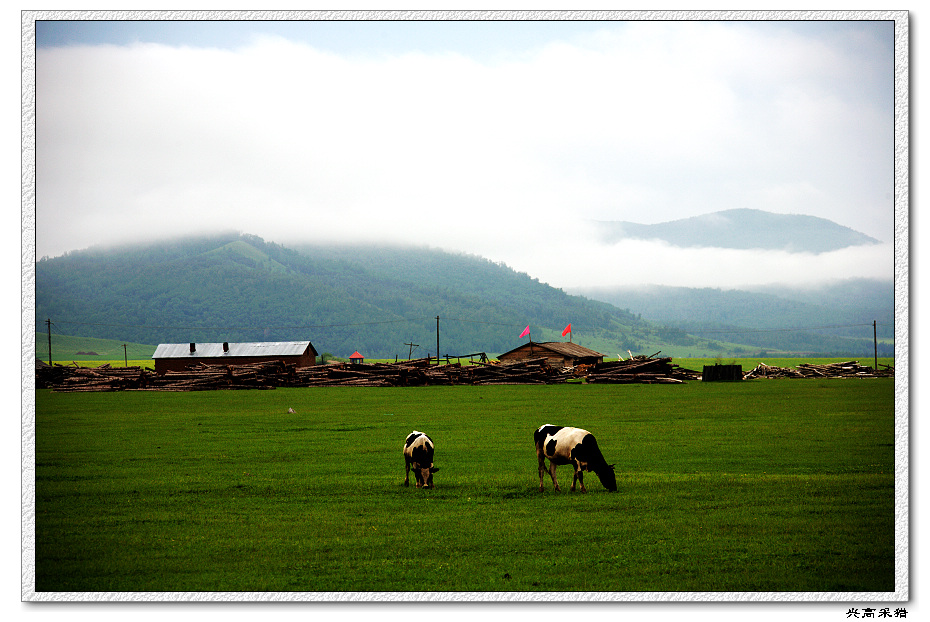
[548,461,561,492]
[571,464,588,493]
[538,451,548,492]
[404,459,411,487]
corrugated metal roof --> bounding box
[153,341,314,359]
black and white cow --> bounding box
[535,424,617,493]
[403,430,438,489]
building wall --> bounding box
[498,345,568,367]
[497,343,603,367]
[154,353,316,374]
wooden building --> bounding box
[349,351,365,364]
[497,341,605,368]
[152,341,318,374]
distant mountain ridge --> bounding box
[570,280,894,356]
[595,208,881,253]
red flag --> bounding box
[562,324,572,336]
[519,326,530,338]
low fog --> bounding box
[33,18,897,291]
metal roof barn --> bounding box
[152,341,318,374]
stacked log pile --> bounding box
[40,361,289,392]
[743,360,894,379]
[584,354,700,384]
[287,357,567,386]
[145,361,286,391]
[38,356,892,392]
[741,363,804,379]
[290,359,435,387]
[37,363,153,392]
[37,356,568,392]
[467,358,569,385]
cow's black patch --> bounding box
[569,433,597,465]
[535,425,563,447]
[569,433,617,491]
[410,442,433,466]
[405,432,430,449]
[545,438,558,458]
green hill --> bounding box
[34,332,156,365]
[34,233,665,359]
[34,233,892,359]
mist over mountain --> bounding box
[35,232,894,359]
[595,208,882,253]
[570,280,894,356]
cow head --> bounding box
[417,465,439,488]
[596,464,618,492]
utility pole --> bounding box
[123,344,128,367]
[404,342,419,360]
[46,318,52,366]
[436,316,440,366]
[873,320,878,371]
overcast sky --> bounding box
[32,15,899,289]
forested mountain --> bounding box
[35,233,895,359]
[35,233,653,359]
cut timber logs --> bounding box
[743,360,894,379]
[36,355,892,392]
[469,358,568,385]
[584,354,699,384]
[36,356,567,391]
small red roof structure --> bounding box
[349,351,364,364]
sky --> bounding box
[31,14,900,290]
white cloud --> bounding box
[34,20,896,290]
[499,239,895,290]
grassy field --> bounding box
[35,332,157,364]
[32,379,897,594]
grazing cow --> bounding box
[403,430,439,489]
[535,424,617,493]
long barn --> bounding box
[152,341,318,374]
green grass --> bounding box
[33,380,896,593]
[35,332,157,364]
